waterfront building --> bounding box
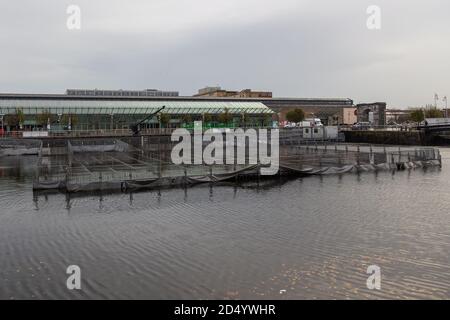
[263,98,355,125]
[356,102,387,126]
[0,91,360,131]
[193,87,355,125]
[0,93,273,131]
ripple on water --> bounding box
[1,152,450,299]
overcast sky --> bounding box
[1,0,449,107]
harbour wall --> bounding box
[343,131,425,145]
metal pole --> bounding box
[444,96,448,118]
[0,114,4,137]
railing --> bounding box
[0,126,281,139]
[338,124,418,131]
[0,124,429,140]
[0,128,179,138]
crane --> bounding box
[129,106,166,136]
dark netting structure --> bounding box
[0,138,42,156]
[29,131,441,193]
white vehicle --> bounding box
[304,118,323,127]
[283,122,297,128]
[299,121,312,127]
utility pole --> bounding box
[443,96,448,118]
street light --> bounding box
[110,113,114,130]
[434,93,439,108]
[443,96,448,118]
[0,114,4,135]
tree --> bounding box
[181,114,192,124]
[424,104,443,118]
[396,113,411,124]
[263,113,272,127]
[240,112,250,127]
[4,114,19,128]
[16,109,25,129]
[286,108,305,123]
[37,110,56,127]
[61,114,79,128]
[4,109,25,129]
[409,108,424,124]
[159,113,170,128]
[203,113,213,123]
[218,108,233,124]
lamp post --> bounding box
[57,113,62,130]
[434,93,439,108]
[110,113,114,131]
[443,96,448,119]
[0,114,4,136]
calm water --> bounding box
[0,150,449,299]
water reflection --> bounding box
[0,152,448,299]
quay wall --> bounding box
[343,130,425,145]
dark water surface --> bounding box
[0,150,449,299]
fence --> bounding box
[30,133,442,193]
[0,138,42,156]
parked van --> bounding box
[304,118,323,127]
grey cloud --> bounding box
[0,0,449,107]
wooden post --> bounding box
[257,159,261,182]
[438,151,442,168]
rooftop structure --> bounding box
[194,87,272,98]
[66,88,179,97]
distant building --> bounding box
[342,107,358,125]
[194,87,272,98]
[66,88,179,97]
[385,109,412,124]
[0,89,360,130]
[0,93,272,131]
[356,102,386,126]
[238,89,273,98]
[263,98,355,125]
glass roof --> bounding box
[0,99,273,115]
